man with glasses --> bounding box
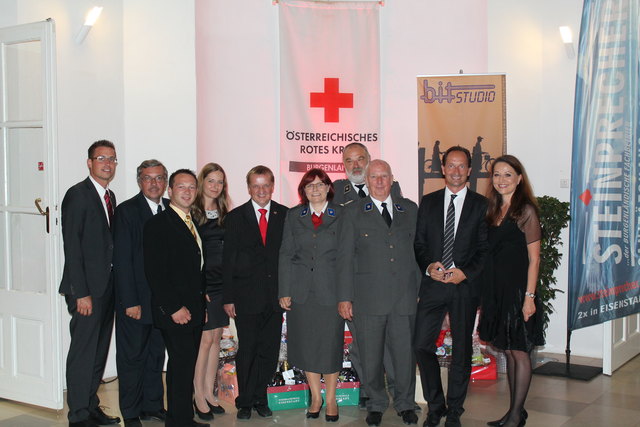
[113,160,169,426]
[60,140,121,426]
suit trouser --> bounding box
[160,326,202,427]
[348,321,398,400]
[65,283,115,423]
[233,309,282,409]
[413,283,478,415]
[115,311,165,418]
[351,312,416,413]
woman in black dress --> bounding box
[479,155,543,427]
[192,163,231,420]
[279,168,344,422]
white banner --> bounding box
[279,0,380,206]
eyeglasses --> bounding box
[91,156,118,164]
[141,175,167,183]
[305,182,327,191]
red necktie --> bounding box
[258,208,268,245]
[104,190,114,225]
[311,212,323,229]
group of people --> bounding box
[59,140,544,427]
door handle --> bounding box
[34,198,50,233]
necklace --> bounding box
[206,209,219,220]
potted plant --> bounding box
[536,195,570,338]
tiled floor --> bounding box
[1,354,639,426]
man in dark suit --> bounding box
[332,142,402,206]
[222,165,288,420]
[143,169,208,427]
[59,140,121,427]
[113,160,169,427]
[337,160,420,427]
[413,146,489,427]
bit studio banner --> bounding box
[568,0,640,330]
[279,0,380,207]
[417,74,506,197]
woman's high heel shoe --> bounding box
[306,397,324,419]
[206,400,225,414]
[325,399,339,422]
[325,410,339,422]
[487,409,528,427]
[194,399,214,420]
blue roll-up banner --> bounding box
[568,0,640,330]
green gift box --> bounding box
[321,381,360,406]
[267,384,310,410]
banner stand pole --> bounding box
[532,328,602,381]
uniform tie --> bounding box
[355,184,367,198]
[258,208,268,245]
[381,202,392,228]
[442,194,457,268]
[311,212,323,229]
[104,190,114,225]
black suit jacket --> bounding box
[222,200,288,315]
[143,206,205,330]
[59,177,115,299]
[113,192,169,324]
[414,188,488,298]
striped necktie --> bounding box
[185,214,197,240]
[442,194,457,268]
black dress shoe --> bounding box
[69,421,98,427]
[236,407,252,420]
[89,408,121,425]
[424,407,447,427]
[140,408,167,421]
[190,421,210,427]
[444,412,462,427]
[206,401,226,414]
[253,404,273,418]
[399,409,418,425]
[194,399,214,420]
[359,396,369,410]
[366,411,383,426]
[123,418,142,427]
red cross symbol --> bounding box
[310,78,353,123]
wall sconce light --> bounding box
[75,6,103,44]
[559,26,575,59]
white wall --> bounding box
[123,0,196,198]
[488,0,603,357]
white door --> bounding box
[0,20,63,409]
[603,314,640,375]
